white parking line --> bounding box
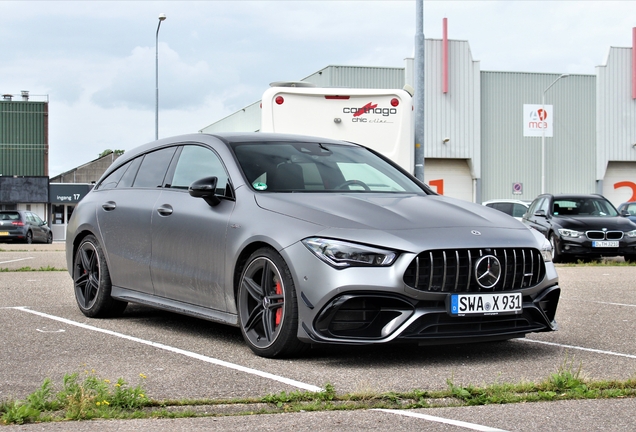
[374,409,509,431]
[588,300,636,308]
[0,257,33,265]
[521,339,636,359]
[11,306,323,392]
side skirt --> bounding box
[111,286,238,326]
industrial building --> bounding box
[0,92,92,240]
[201,31,636,208]
[2,29,635,242]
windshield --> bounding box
[232,141,425,194]
[552,197,619,217]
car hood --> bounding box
[254,193,539,251]
[554,215,636,231]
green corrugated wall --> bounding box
[0,100,48,176]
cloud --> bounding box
[89,43,211,111]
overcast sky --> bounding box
[1,1,634,176]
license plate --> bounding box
[592,241,619,248]
[450,293,522,316]
[0,231,8,236]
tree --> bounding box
[99,149,125,158]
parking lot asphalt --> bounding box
[2,243,636,431]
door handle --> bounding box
[157,205,173,216]
[102,201,116,211]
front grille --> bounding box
[586,230,623,240]
[403,248,545,293]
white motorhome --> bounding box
[261,82,415,174]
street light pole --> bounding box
[155,13,167,141]
[541,73,569,194]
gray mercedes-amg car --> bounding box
[66,133,560,358]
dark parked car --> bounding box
[522,193,636,263]
[617,202,636,224]
[0,210,53,243]
[0,210,53,244]
[66,133,560,358]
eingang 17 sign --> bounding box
[524,104,553,137]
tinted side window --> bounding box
[527,198,543,216]
[490,203,513,216]
[31,213,44,225]
[97,159,135,190]
[537,198,549,215]
[170,145,229,191]
[117,157,143,189]
[132,147,177,188]
[512,204,528,218]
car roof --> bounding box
[97,132,362,186]
[541,193,607,199]
[482,199,530,205]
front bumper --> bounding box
[557,236,636,258]
[284,241,561,346]
[300,284,560,345]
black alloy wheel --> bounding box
[73,235,127,317]
[237,247,305,358]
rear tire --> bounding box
[73,235,127,317]
[25,231,33,244]
[237,247,306,358]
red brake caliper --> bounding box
[275,280,282,326]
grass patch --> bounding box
[3,361,636,425]
[0,266,67,272]
[1,370,148,425]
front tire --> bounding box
[237,247,305,358]
[73,235,127,317]
[550,233,563,263]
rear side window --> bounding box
[117,157,143,189]
[97,161,131,190]
[132,147,177,188]
[488,202,513,216]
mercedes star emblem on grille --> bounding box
[474,255,502,289]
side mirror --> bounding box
[620,210,631,217]
[189,176,221,207]
[534,209,547,218]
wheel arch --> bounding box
[70,229,101,268]
[232,241,279,305]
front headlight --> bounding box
[626,230,636,238]
[539,237,553,262]
[302,237,398,269]
[558,228,583,238]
